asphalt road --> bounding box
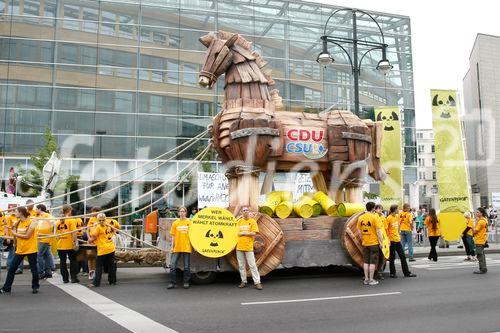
[1,254,500,333]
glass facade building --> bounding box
[0,0,415,203]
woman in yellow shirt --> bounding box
[167,206,192,290]
[88,213,117,287]
[0,207,40,294]
[36,204,55,279]
[473,207,488,274]
[424,208,441,262]
[462,212,476,261]
[56,205,79,284]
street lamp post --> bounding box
[317,8,393,115]
[96,130,107,158]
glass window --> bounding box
[98,137,135,159]
[53,111,94,134]
[4,109,51,133]
[138,115,178,137]
[95,113,135,136]
[404,147,417,166]
[139,93,178,115]
[62,4,81,30]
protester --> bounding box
[424,208,441,262]
[473,207,488,274]
[167,206,192,289]
[0,210,5,249]
[56,205,79,284]
[26,199,37,218]
[374,204,387,280]
[399,203,415,261]
[357,202,384,286]
[88,213,117,287]
[189,208,198,219]
[236,206,262,290]
[463,212,476,261]
[73,215,88,276]
[0,207,39,294]
[415,209,425,245]
[5,207,23,274]
[385,204,416,278]
[36,204,55,279]
[85,207,100,280]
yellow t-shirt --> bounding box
[106,219,121,234]
[357,212,383,246]
[6,214,18,237]
[37,212,55,244]
[15,218,38,255]
[29,209,37,217]
[169,219,192,253]
[399,211,413,232]
[56,218,77,250]
[474,217,488,245]
[424,216,441,237]
[0,213,5,237]
[386,213,401,242]
[92,223,116,256]
[466,218,474,237]
[236,217,259,252]
[74,218,84,237]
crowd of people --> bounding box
[356,202,492,285]
[0,203,121,294]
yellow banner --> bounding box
[431,89,470,240]
[375,106,403,210]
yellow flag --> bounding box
[431,89,471,240]
[375,106,403,210]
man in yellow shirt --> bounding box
[356,202,384,285]
[36,204,55,279]
[89,213,117,287]
[56,205,79,284]
[474,207,489,274]
[236,206,262,290]
[5,205,24,274]
[167,207,192,289]
[385,205,416,278]
[399,203,415,262]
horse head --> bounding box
[198,31,241,89]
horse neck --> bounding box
[223,62,272,103]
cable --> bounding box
[2,129,208,214]
[48,130,208,212]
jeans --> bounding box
[93,252,116,286]
[236,250,261,284]
[7,245,24,272]
[476,245,487,272]
[428,236,439,261]
[170,252,191,284]
[400,231,414,259]
[58,249,78,282]
[462,235,476,256]
[37,242,54,277]
[389,241,411,276]
[2,252,39,291]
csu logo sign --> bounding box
[285,129,328,160]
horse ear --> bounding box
[199,32,215,48]
[225,34,239,48]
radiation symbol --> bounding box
[432,94,455,119]
[376,109,399,131]
[189,207,239,258]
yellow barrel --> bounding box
[280,191,293,202]
[298,195,322,216]
[312,191,336,216]
[275,201,293,219]
[293,198,314,218]
[337,203,365,217]
[259,191,282,216]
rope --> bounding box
[48,130,208,212]
[1,129,209,214]
[108,224,164,252]
[33,145,210,221]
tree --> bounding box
[16,127,79,197]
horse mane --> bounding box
[217,30,252,50]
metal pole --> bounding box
[352,9,360,116]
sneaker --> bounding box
[166,283,175,289]
[109,282,117,286]
[473,270,487,274]
[71,278,80,284]
[255,283,263,290]
[463,258,471,261]
[183,283,190,289]
[363,279,369,285]
[15,270,23,275]
[45,274,53,279]
[63,280,69,284]
[238,282,247,288]
[409,258,416,262]
[390,274,397,278]
[404,273,417,278]
[32,288,39,294]
[89,271,95,280]
[0,288,11,294]
[87,284,97,288]
[368,280,379,286]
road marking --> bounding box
[48,278,177,333]
[428,263,500,271]
[241,291,402,306]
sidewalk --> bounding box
[413,243,500,257]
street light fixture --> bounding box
[317,8,393,115]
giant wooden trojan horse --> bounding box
[198,31,386,213]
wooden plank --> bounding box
[329,146,349,153]
[303,216,335,230]
[275,218,303,231]
[240,83,251,99]
[236,63,252,83]
[330,152,348,161]
[232,44,255,60]
[311,172,328,193]
[281,240,351,268]
[248,61,268,83]
[249,82,262,99]
[232,51,247,64]
[243,61,260,82]
[283,229,332,241]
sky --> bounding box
[313,0,500,128]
